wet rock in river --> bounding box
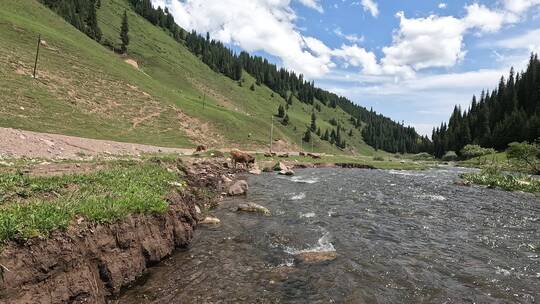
[237,202,270,215]
[272,161,289,172]
[249,164,262,175]
[278,169,295,176]
[199,216,221,225]
[228,180,248,196]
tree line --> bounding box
[42,0,427,154]
[432,54,540,158]
[41,0,102,42]
[127,0,426,154]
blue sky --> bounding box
[154,0,540,135]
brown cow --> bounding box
[195,145,208,153]
[230,149,255,170]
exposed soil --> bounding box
[0,127,193,160]
[0,159,239,304]
[0,194,198,304]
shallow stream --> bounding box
[118,167,539,303]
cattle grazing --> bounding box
[195,145,208,153]
[230,149,255,170]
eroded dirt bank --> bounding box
[0,159,236,304]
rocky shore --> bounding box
[0,155,384,304]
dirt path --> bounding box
[0,127,193,160]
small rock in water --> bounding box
[237,202,270,215]
[273,161,289,172]
[228,180,248,196]
[295,251,337,264]
[279,169,295,176]
[199,216,220,225]
[249,165,262,175]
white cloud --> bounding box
[297,0,324,13]
[334,28,365,43]
[381,12,466,72]
[438,3,447,9]
[463,3,506,33]
[503,0,540,15]
[331,44,380,74]
[152,0,334,78]
[361,0,379,18]
[492,28,540,54]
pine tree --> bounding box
[310,112,317,132]
[277,104,285,118]
[120,10,130,53]
[282,113,289,126]
[250,84,255,91]
[303,128,311,143]
[322,129,329,141]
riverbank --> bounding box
[0,141,431,303]
[0,156,239,303]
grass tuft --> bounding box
[0,160,179,243]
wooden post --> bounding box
[33,34,41,79]
[269,115,274,152]
[202,93,206,109]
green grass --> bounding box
[461,170,540,195]
[0,0,378,155]
[0,160,182,243]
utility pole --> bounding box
[33,34,41,79]
[269,115,274,153]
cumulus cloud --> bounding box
[361,0,379,18]
[153,0,540,81]
[381,12,466,74]
[152,0,334,78]
[438,3,447,9]
[463,3,507,33]
[503,0,540,15]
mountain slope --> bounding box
[1,0,386,155]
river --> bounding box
[117,167,539,303]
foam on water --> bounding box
[417,194,447,201]
[300,212,316,218]
[285,230,336,255]
[291,192,306,200]
[290,176,319,184]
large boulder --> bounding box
[272,161,289,172]
[237,202,270,215]
[228,180,248,196]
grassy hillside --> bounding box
[0,0,380,155]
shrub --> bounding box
[373,156,384,161]
[460,144,496,160]
[442,151,458,161]
[507,141,540,174]
[412,152,434,161]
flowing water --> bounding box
[118,167,539,303]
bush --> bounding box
[460,144,496,160]
[442,151,458,161]
[373,156,384,161]
[461,170,540,195]
[507,141,540,174]
[412,152,434,161]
